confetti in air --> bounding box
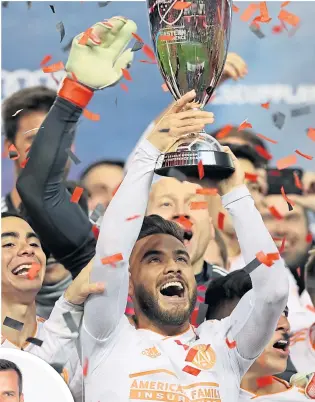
[56,21,65,43]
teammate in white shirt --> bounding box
[205,270,315,401]
[55,16,289,402]
[290,248,315,373]
[1,212,104,401]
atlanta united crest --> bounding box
[190,344,216,370]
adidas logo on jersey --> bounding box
[141,346,161,358]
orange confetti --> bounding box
[175,216,193,231]
[83,358,89,377]
[142,44,156,61]
[40,54,52,67]
[257,1,272,23]
[257,376,273,388]
[70,187,84,203]
[91,225,99,239]
[173,2,192,10]
[279,237,286,254]
[269,205,283,220]
[257,134,278,144]
[280,186,295,208]
[182,365,200,376]
[245,172,258,182]
[121,68,132,81]
[185,348,198,362]
[79,28,93,45]
[256,252,279,267]
[295,149,313,160]
[240,3,259,22]
[198,160,204,180]
[272,25,283,34]
[161,83,169,92]
[216,124,233,140]
[132,33,144,43]
[190,202,208,210]
[112,183,121,197]
[20,158,30,169]
[296,267,301,277]
[196,188,218,196]
[42,61,65,73]
[83,109,100,121]
[278,9,300,27]
[27,263,41,280]
[120,83,129,92]
[218,212,225,230]
[8,144,20,160]
[226,338,236,349]
[255,145,273,161]
[159,35,175,41]
[276,154,297,170]
[306,305,315,313]
[126,215,141,221]
[281,1,290,7]
[306,233,313,243]
[217,5,222,24]
[293,171,303,190]
[238,120,252,131]
[261,101,270,109]
[232,4,239,12]
[307,128,315,141]
[101,253,123,266]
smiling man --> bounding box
[0,212,102,402]
[0,359,24,402]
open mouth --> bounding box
[160,281,185,298]
[11,264,32,277]
[273,338,289,352]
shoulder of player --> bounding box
[211,265,228,277]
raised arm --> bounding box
[16,97,94,279]
[84,90,215,341]
[217,148,289,372]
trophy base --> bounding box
[155,150,235,180]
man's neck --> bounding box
[136,314,190,337]
[2,299,38,348]
[241,372,287,396]
[10,186,21,211]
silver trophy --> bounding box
[147,0,234,179]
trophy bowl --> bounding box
[147,0,235,180]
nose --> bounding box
[17,242,35,257]
[163,258,182,275]
[277,315,290,333]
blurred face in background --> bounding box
[82,163,124,212]
[147,178,214,268]
[259,195,310,268]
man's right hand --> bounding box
[146,90,215,153]
[66,16,137,90]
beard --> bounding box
[135,283,197,327]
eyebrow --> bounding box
[141,248,190,262]
[1,231,39,240]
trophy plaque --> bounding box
[147,0,235,179]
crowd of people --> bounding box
[1,15,315,402]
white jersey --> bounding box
[230,252,315,334]
[290,322,315,372]
[80,140,288,402]
[238,378,306,401]
[1,299,84,402]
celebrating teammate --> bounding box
[205,270,315,401]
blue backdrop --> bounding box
[2,1,315,193]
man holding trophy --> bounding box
[41,3,288,401]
